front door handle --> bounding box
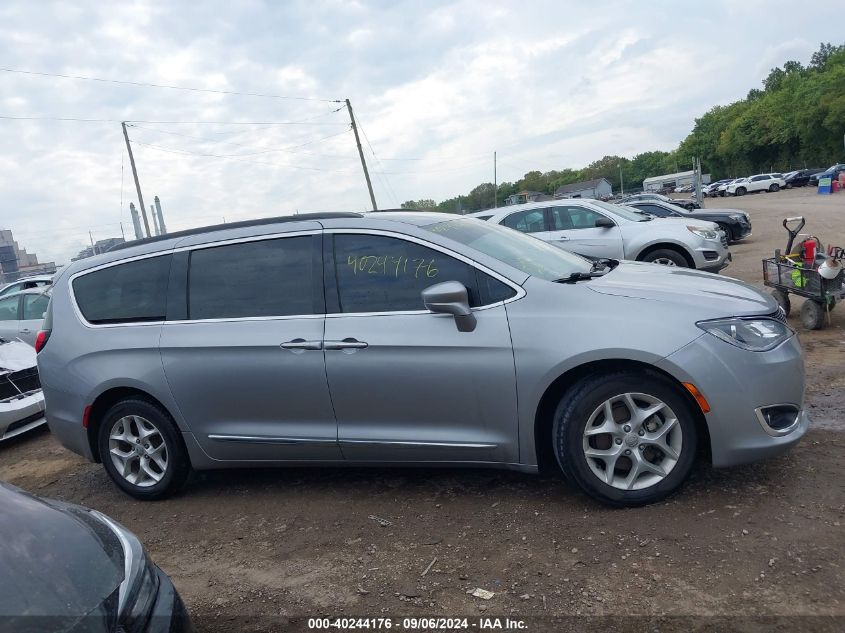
[280,338,322,351]
[324,338,368,350]
[19,328,31,334]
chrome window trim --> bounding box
[68,227,526,328]
[68,230,321,329]
[324,228,526,318]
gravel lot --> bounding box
[2,187,843,632]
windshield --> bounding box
[423,218,591,280]
[589,200,650,222]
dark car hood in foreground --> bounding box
[688,208,747,218]
[587,262,777,316]
[0,482,123,632]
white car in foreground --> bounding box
[470,198,731,272]
[726,174,786,196]
[0,336,46,441]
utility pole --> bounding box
[121,122,152,237]
[89,231,96,255]
[494,151,498,208]
[345,99,377,211]
[618,163,624,195]
[119,222,125,240]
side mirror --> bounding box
[422,281,477,332]
[595,217,614,229]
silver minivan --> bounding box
[37,212,808,506]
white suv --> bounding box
[470,199,730,272]
[726,174,786,196]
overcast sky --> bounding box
[0,0,840,266]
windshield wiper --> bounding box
[553,271,606,284]
[590,258,619,272]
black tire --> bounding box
[786,183,793,189]
[769,183,780,192]
[716,223,733,243]
[97,398,190,500]
[641,248,688,267]
[735,187,747,196]
[799,300,825,330]
[552,371,698,507]
[771,289,791,317]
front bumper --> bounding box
[656,332,808,468]
[141,567,194,633]
[0,389,46,441]
[697,249,732,273]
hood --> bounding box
[632,216,718,231]
[0,482,123,632]
[587,262,777,317]
[0,339,37,373]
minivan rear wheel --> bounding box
[552,371,698,507]
[98,398,190,500]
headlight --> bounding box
[697,317,792,351]
[91,511,160,632]
[730,214,743,221]
[687,225,719,241]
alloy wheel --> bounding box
[581,393,683,490]
[108,415,169,487]
[652,257,677,266]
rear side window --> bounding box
[73,255,171,324]
[188,236,314,320]
[502,209,546,233]
[331,234,512,313]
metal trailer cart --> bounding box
[762,217,845,330]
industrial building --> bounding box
[642,170,710,192]
[0,229,57,284]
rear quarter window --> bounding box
[72,255,171,324]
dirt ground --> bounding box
[2,187,844,632]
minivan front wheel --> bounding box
[98,399,190,500]
[553,371,698,507]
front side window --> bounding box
[501,209,546,233]
[22,294,49,320]
[188,236,314,320]
[560,207,607,230]
[0,296,18,321]
[331,234,512,313]
[73,255,171,324]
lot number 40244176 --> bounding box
[347,255,438,279]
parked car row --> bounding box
[703,164,844,197]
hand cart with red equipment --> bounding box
[762,216,845,330]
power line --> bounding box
[126,122,355,158]
[0,114,347,125]
[131,139,356,173]
[0,67,341,103]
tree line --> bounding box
[401,42,845,213]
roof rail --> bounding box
[108,212,364,252]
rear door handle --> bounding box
[280,338,322,351]
[19,328,31,334]
[324,338,368,350]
